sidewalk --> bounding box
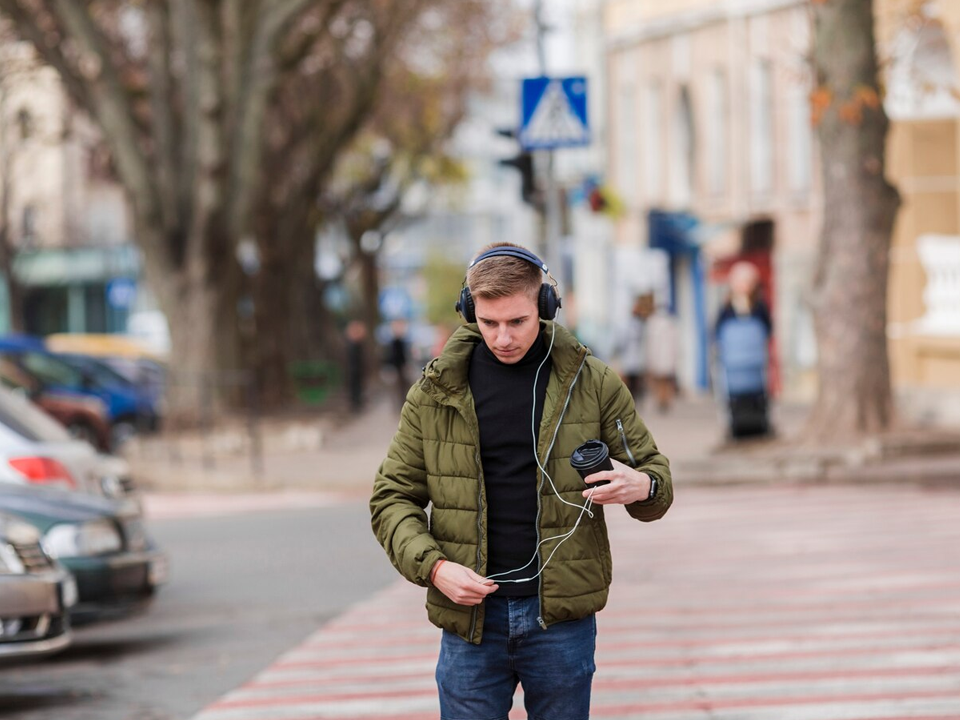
[130,392,960,496]
[190,484,960,720]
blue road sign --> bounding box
[106,277,137,309]
[520,76,590,151]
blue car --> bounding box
[0,336,160,448]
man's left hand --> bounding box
[580,459,651,505]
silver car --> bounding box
[0,512,76,660]
[0,385,137,502]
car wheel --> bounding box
[67,421,101,448]
[110,421,138,450]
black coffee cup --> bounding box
[570,440,612,486]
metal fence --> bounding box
[131,362,343,485]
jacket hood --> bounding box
[422,321,588,401]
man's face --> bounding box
[473,292,540,364]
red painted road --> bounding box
[191,485,960,720]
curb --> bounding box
[675,453,960,488]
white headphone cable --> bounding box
[486,320,596,584]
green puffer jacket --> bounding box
[370,321,672,644]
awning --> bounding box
[13,245,139,287]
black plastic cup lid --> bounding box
[570,440,609,469]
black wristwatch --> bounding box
[640,474,658,504]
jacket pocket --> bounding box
[590,521,613,587]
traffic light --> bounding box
[496,127,540,209]
[499,153,538,206]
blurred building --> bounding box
[379,0,665,365]
[881,1,960,423]
[603,0,960,423]
[0,38,146,336]
[603,0,819,398]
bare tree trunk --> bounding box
[253,215,303,409]
[139,223,244,423]
[357,244,382,334]
[253,206,343,410]
[807,0,901,440]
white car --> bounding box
[0,385,136,501]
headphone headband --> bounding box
[468,247,549,275]
[457,245,560,322]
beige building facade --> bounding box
[0,43,130,251]
[604,0,960,423]
[0,38,136,334]
[882,1,960,423]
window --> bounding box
[706,70,728,196]
[16,108,33,141]
[750,60,774,195]
[19,352,85,388]
[787,79,812,192]
[617,85,638,204]
[21,205,37,245]
[669,85,695,207]
[643,82,663,202]
[0,385,72,443]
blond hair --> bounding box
[466,243,541,303]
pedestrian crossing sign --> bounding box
[520,76,590,150]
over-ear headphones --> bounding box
[455,246,561,323]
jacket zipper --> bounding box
[616,418,637,467]
[469,447,484,641]
[535,354,588,630]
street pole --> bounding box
[534,0,564,287]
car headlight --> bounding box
[43,520,122,558]
[0,517,39,574]
[0,543,25,574]
[100,474,124,498]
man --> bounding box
[370,243,672,720]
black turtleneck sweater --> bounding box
[469,332,551,596]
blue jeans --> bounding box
[436,596,596,720]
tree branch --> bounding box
[0,0,92,111]
[226,0,337,240]
[146,1,179,237]
[184,0,227,273]
[48,0,167,262]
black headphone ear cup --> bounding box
[458,286,476,323]
[539,283,559,320]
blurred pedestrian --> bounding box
[385,319,410,410]
[615,294,651,403]
[370,242,673,720]
[715,261,772,337]
[644,302,679,413]
[344,320,368,414]
[714,261,773,438]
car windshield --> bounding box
[0,357,40,392]
[17,351,85,387]
[64,356,131,388]
[0,384,73,443]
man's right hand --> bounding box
[432,561,498,606]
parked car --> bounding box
[0,383,136,501]
[0,356,112,451]
[54,353,162,432]
[0,484,166,623]
[44,333,164,363]
[0,511,76,660]
[0,336,158,448]
[45,333,167,403]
